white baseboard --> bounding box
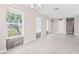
[24,35,47,44]
[0,49,7,54]
[74,33,79,37]
[74,34,78,36]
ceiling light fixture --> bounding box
[31,4,35,8]
[37,4,41,9]
[31,4,41,9]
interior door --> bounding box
[66,18,74,34]
[58,19,64,33]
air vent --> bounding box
[53,8,59,10]
[59,19,63,20]
[52,20,54,22]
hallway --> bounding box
[0,4,79,54]
[5,34,79,54]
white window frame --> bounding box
[35,16,41,33]
[6,7,24,39]
[46,19,49,31]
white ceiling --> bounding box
[26,4,79,18]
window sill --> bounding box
[6,35,24,40]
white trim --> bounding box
[6,7,24,14]
[24,34,47,44]
[74,33,79,36]
[0,49,6,54]
[6,35,23,39]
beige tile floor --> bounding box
[4,34,79,54]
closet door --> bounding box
[66,18,74,34]
[58,19,64,33]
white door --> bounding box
[58,19,64,33]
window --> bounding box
[6,8,24,39]
[46,19,49,31]
[36,16,41,33]
[35,16,41,38]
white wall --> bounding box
[0,5,6,52]
[74,15,79,36]
[41,15,47,37]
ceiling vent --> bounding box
[52,20,54,22]
[59,19,63,20]
[53,8,59,10]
